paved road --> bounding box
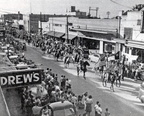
[3,45,144,116]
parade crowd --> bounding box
[4,32,144,116]
[7,34,110,116]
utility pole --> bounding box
[96,7,99,18]
[118,16,121,38]
[66,15,69,43]
[18,11,20,21]
[29,0,32,34]
[40,12,42,36]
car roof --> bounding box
[49,101,73,111]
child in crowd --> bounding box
[105,108,110,116]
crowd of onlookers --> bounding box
[4,27,144,116]
[18,67,110,116]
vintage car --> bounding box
[39,101,76,116]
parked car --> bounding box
[38,101,76,116]
[89,54,100,63]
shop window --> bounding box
[53,23,62,27]
[132,48,139,55]
[68,23,73,26]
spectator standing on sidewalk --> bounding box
[60,75,66,90]
[82,92,88,110]
[95,104,102,116]
[32,102,41,116]
[105,108,110,116]
[94,101,100,116]
[84,95,93,116]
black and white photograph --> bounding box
[0,0,144,116]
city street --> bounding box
[0,1,144,116]
[3,45,144,116]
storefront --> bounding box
[71,28,118,54]
[125,40,144,63]
[132,48,144,62]
[78,35,117,54]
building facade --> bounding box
[120,8,144,62]
[47,16,119,54]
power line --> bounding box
[110,0,133,9]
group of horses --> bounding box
[99,61,124,92]
[48,45,124,92]
[53,49,124,91]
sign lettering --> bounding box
[0,69,43,88]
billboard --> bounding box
[0,68,43,88]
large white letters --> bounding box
[0,77,7,86]
[0,70,42,87]
[33,73,40,82]
[23,74,33,83]
[8,76,15,85]
[16,75,23,84]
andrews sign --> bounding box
[0,68,43,88]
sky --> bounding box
[0,0,144,18]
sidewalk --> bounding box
[0,55,15,116]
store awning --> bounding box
[112,37,126,44]
[78,35,116,43]
[47,31,64,38]
[125,40,144,49]
[135,34,144,41]
[62,34,77,40]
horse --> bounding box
[109,72,116,92]
[74,53,81,64]
[63,55,74,68]
[80,60,90,79]
[115,71,122,87]
[55,49,62,61]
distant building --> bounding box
[71,6,76,12]
[23,14,67,33]
[4,12,23,21]
[120,4,144,62]
[66,6,87,18]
